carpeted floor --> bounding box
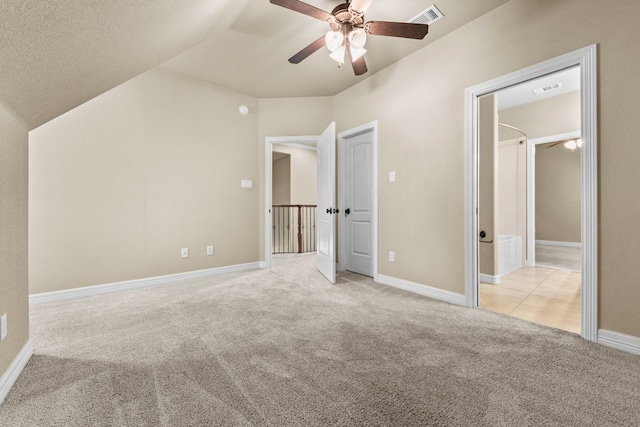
[1,253,639,426]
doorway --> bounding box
[265,123,337,283]
[465,45,598,341]
[265,134,320,271]
[265,122,379,283]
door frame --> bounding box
[465,45,598,342]
[525,130,581,267]
[264,134,319,269]
[338,121,379,278]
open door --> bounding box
[316,122,336,283]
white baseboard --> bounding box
[598,330,640,356]
[0,339,33,406]
[479,274,500,285]
[536,240,582,248]
[375,274,466,306]
[30,262,261,305]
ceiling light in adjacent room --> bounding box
[564,138,582,151]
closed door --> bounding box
[344,130,373,276]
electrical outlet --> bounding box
[389,171,396,183]
[389,251,395,262]
[0,313,7,342]
[206,246,214,256]
[181,248,189,258]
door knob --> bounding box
[345,208,351,215]
[326,208,331,214]
[479,230,487,239]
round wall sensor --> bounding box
[239,105,249,116]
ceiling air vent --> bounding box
[409,5,444,25]
[532,82,563,95]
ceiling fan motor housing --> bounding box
[330,3,364,30]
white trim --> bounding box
[264,135,320,269]
[0,339,33,406]
[526,131,581,266]
[598,330,640,356]
[338,121,379,279]
[479,274,500,285]
[376,274,466,306]
[29,262,261,305]
[535,240,582,248]
[465,45,598,342]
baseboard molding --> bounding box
[479,274,500,285]
[0,339,33,406]
[376,274,466,306]
[536,240,582,248]
[598,330,640,356]
[30,262,261,305]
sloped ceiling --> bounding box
[0,0,510,129]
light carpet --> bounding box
[1,254,639,426]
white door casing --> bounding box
[264,134,319,270]
[465,45,598,342]
[316,122,337,283]
[525,131,581,267]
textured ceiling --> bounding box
[0,0,510,129]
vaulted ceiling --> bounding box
[0,0,510,129]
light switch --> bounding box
[241,179,253,189]
[389,171,396,183]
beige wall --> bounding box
[479,95,499,277]
[497,139,526,241]
[331,0,640,337]
[272,153,291,205]
[0,102,29,376]
[536,141,581,242]
[29,69,260,294]
[272,144,317,205]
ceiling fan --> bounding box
[270,0,430,76]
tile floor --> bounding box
[479,267,581,334]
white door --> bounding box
[344,130,374,276]
[317,122,336,283]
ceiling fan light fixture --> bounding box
[325,30,344,52]
[348,28,367,49]
[329,44,346,64]
[564,139,578,151]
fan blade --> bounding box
[350,55,368,76]
[270,0,332,22]
[547,141,564,148]
[347,46,368,76]
[288,35,326,64]
[349,0,374,16]
[365,21,429,39]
